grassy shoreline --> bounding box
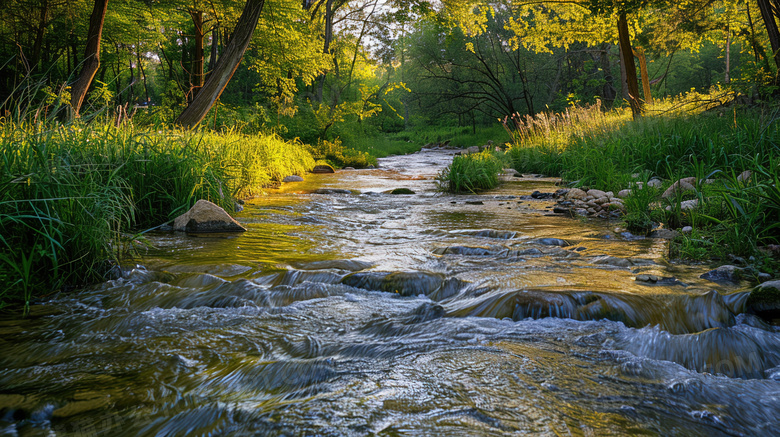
[437,95,780,276]
[0,121,315,311]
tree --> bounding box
[175,0,265,128]
[70,0,110,117]
[757,0,780,69]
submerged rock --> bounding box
[314,188,352,195]
[531,238,570,247]
[173,200,246,233]
[342,271,465,301]
[746,281,780,324]
[591,255,654,268]
[289,259,373,271]
[617,326,769,379]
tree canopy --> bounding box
[0,0,777,130]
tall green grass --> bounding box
[437,150,505,193]
[0,121,315,311]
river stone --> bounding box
[746,281,780,324]
[173,200,246,233]
[283,175,304,182]
[666,199,699,212]
[290,259,373,271]
[647,178,663,188]
[636,274,659,283]
[700,265,744,283]
[596,256,655,268]
[648,229,679,239]
[617,189,631,198]
[532,238,570,247]
[588,189,607,199]
[390,188,415,195]
[311,164,335,173]
[662,177,697,198]
[342,271,463,300]
[566,188,588,200]
[433,246,494,256]
[314,188,352,195]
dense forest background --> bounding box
[2,0,778,147]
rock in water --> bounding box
[700,265,744,283]
[311,164,335,174]
[390,188,415,195]
[746,281,780,324]
[173,200,247,233]
[283,175,304,182]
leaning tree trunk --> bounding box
[633,46,653,105]
[617,10,642,118]
[757,0,780,69]
[70,0,109,117]
[175,0,265,128]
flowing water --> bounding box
[2,149,780,436]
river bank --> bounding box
[0,122,314,311]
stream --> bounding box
[2,149,779,436]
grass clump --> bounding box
[0,121,315,311]
[437,149,505,193]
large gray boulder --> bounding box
[173,200,246,233]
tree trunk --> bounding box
[757,0,780,69]
[189,10,205,99]
[70,0,109,117]
[617,10,642,118]
[316,0,335,102]
[633,46,653,105]
[175,0,265,128]
[208,27,219,72]
[725,24,731,83]
[32,0,49,69]
[599,43,616,109]
[137,40,149,104]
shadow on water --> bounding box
[1,149,778,435]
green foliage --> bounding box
[437,149,505,193]
[621,178,661,234]
[309,137,377,168]
[0,120,315,310]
